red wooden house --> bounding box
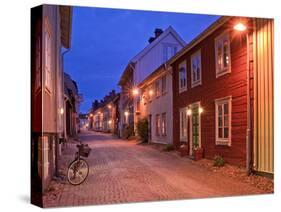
[168,16,273,176]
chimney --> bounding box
[154,28,163,38]
[148,37,155,43]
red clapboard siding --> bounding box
[172,18,248,166]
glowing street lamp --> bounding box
[124,111,129,116]
[187,109,192,116]
[108,104,112,109]
[199,107,204,114]
[108,120,112,124]
[132,88,139,96]
[148,90,153,96]
[59,107,64,115]
[234,23,247,32]
[89,113,93,117]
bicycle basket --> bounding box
[79,144,91,157]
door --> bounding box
[189,103,201,155]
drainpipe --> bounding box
[246,29,252,175]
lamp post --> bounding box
[233,21,252,175]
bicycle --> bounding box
[67,141,91,185]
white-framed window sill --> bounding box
[216,68,231,78]
[191,81,202,88]
[179,87,187,94]
[216,139,231,146]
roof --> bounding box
[168,16,231,65]
[59,6,72,49]
[131,26,186,62]
[64,72,78,97]
[118,26,186,86]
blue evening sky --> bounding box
[64,6,219,113]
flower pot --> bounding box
[193,148,203,161]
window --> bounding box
[179,107,187,141]
[35,36,41,91]
[215,96,232,145]
[44,18,52,92]
[191,50,202,87]
[215,33,231,77]
[161,75,167,94]
[155,80,160,97]
[163,44,177,61]
[179,61,187,93]
[161,113,167,136]
[155,114,161,136]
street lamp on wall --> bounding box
[132,88,139,96]
[233,22,247,32]
[59,107,64,115]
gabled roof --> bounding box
[131,26,186,62]
[118,26,186,86]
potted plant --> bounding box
[193,141,203,161]
[179,144,189,156]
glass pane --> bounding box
[217,43,222,70]
[219,127,223,138]
[224,103,229,114]
[224,115,228,126]
[223,39,229,67]
[224,127,229,138]
[218,116,222,127]
[218,105,222,115]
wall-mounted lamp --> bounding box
[199,107,204,114]
[234,23,247,32]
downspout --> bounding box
[246,29,252,175]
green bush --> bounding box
[136,118,148,143]
[163,144,175,152]
[213,155,225,167]
[122,124,134,139]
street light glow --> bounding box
[124,111,129,116]
[234,23,247,31]
[60,107,64,115]
[132,88,139,96]
[149,90,153,96]
[108,105,112,109]
[199,107,203,114]
[187,109,192,116]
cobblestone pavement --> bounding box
[43,131,266,207]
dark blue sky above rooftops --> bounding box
[64,6,219,113]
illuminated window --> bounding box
[215,33,231,77]
[161,113,167,136]
[155,114,161,136]
[179,107,188,141]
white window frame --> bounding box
[163,43,177,62]
[215,32,231,78]
[179,107,188,142]
[44,17,52,93]
[178,61,187,93]
[155,114,161,136]
[161,113,167,136]
[161,75,167,95]
[155,80,160,97]
[190,49,202,88]
[215,96,232,146]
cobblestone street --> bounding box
[44,131,267,207]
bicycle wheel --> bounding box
[67,159,89,185]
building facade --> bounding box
[137,64,173,144]
[31,4,72,204]
[169,17,273,175]
[118,27,186,138]
[91,90,120,134]
[64,72,81,138]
